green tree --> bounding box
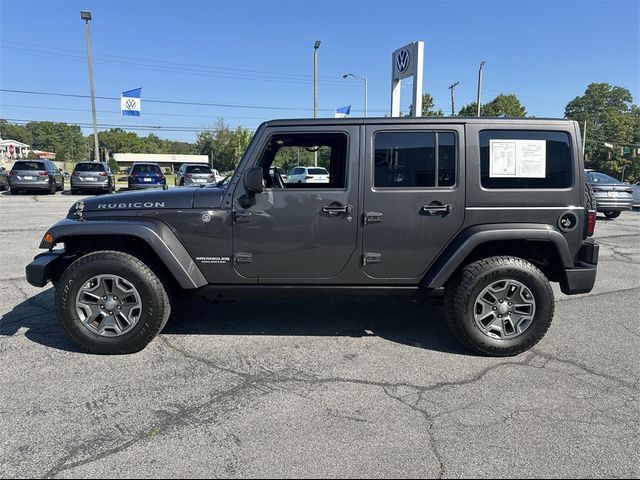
[196,120,253,172]
[408,93,444,117]
[97,128,148,154]
[458,94,527,118]
[24,121,87,162]
[565,83,639,180]
[0,119,33,145]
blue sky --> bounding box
[1,0,638,142]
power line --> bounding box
[4,117,244,133]
[0,88,388,113]
[1,42,389,88]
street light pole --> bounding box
[81,10,99,162]
[448,81,460,117]
[342,73,368,117]
[313,40,321,166]
[476,61,485,117]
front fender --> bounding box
[42,218,207,289]
[421,223,575,289]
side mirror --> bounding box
[244,166,264,194]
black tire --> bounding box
[604,211,621,219]
[55,250,171,354]
[48,179,56,195]
[445,256,554,357]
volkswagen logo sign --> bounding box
[125,98,137,110]
[396,48,410,74]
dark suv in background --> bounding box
[8,160,64,194]
[70,161,115,195]
[127,162,167,190]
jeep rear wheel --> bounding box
[55,250,171,354]
[445,256,554,356]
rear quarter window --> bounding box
[185,165,212,174]
[480,130,573,189]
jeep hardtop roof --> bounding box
[260,117,575,128]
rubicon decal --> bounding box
[97,202,166,209]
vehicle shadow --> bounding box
[0,288,83,353]
[0,290,471,356]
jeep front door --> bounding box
[362,125,465,279]
[232,127,359,280]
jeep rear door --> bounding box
[362,124,465,279]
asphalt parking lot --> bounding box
[1,191,638,478]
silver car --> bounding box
[8,160,64,194]
[632,182,640,208]
[175,163,217,187]
[584,171,633,219]
[70,161,115,195]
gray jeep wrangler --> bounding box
[26,118,599,356]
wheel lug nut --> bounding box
[117,306,121,310]
[492,306,497,310]
[498,314,502,318]
[102,296,107,300]
[100,305,104,309]
[508,302,512,306]
[499,299,503,303]
[113,296,118,300]
[109,311,113,315]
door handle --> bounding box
[422,204,455,215]
[234,210,252,223]
[322,204,353,214]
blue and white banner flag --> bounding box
[335,105,351,118]
[121,88,142,116]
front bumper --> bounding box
[559,240,599,295]
[25,250,73,287]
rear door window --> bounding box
[373,131,456,188]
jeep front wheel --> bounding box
[55,250,171,354]
[604,211,621,219]
[445,256,554,356]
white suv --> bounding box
[287,166,330,184]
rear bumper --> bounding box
[9,178,49,190]
[559,240,599,295]
[594,196,633,211]
[128,182,165,190]
[25,250,73,287]
[71,179,109,190]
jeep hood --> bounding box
[74,187,225,212]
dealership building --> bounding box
[113,153,209,172]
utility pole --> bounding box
[313,40,321,166]
[476,61,485,117]
[448,81,460,117]
[81,11,99,162]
